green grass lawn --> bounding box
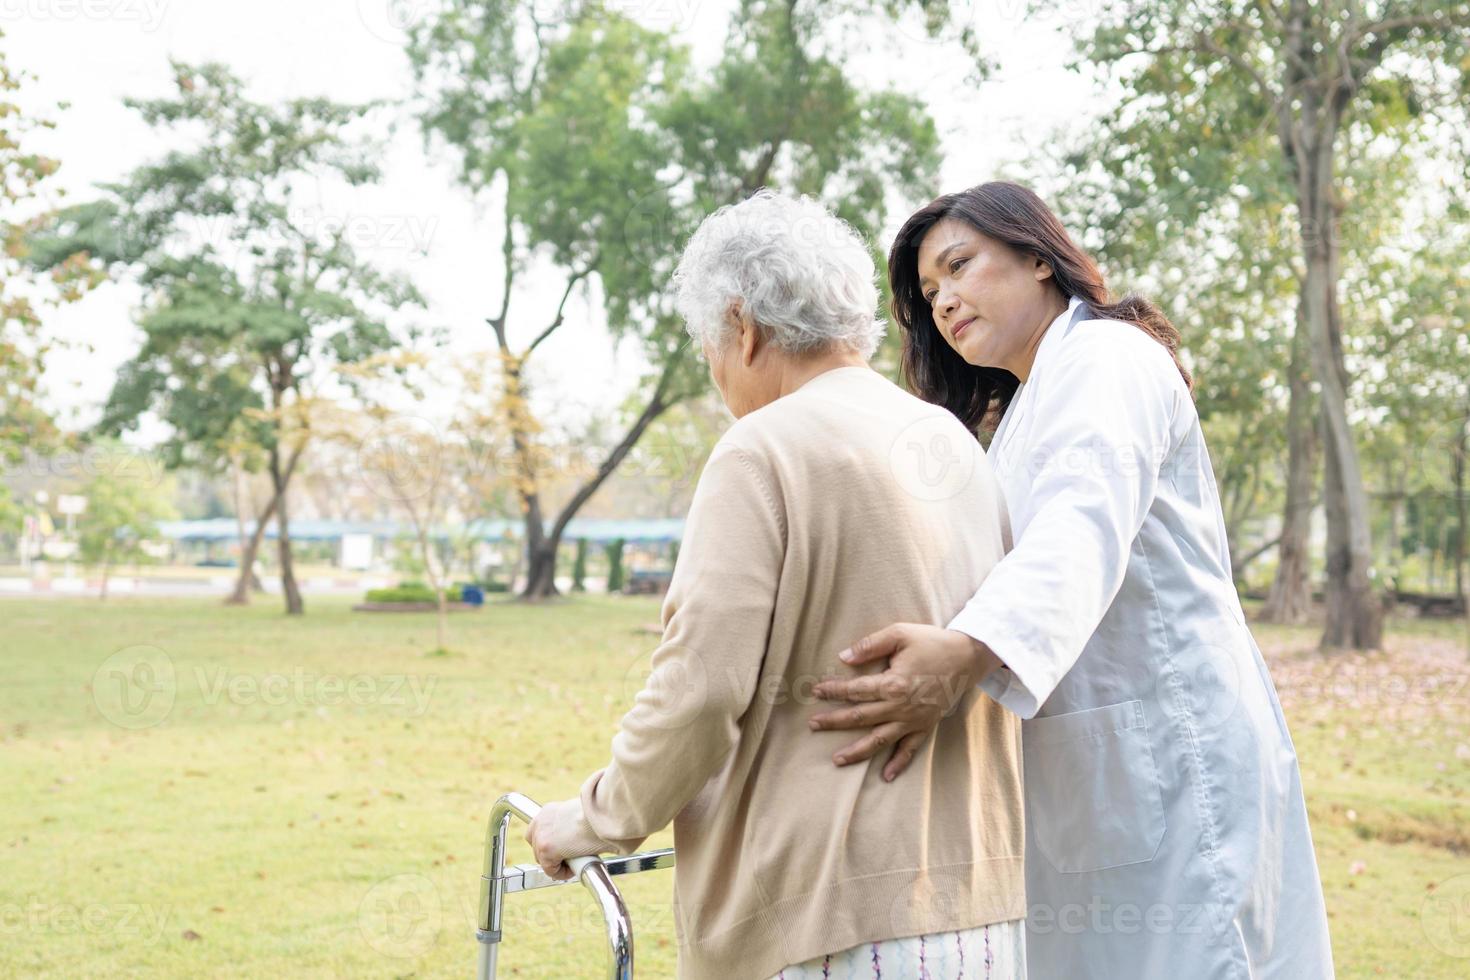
[2,595,1467,978]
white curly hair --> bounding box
[672,189,885,360]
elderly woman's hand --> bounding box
[524,798,591,882]
[809,624,1002,782]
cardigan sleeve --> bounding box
[569,440,786,854]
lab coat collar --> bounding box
[989,296,1087,461]
[1029,294,1088,384]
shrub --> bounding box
[364,583,464,604]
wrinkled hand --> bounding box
[809,624,1001,782]
[524,798,589,882]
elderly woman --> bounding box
[526,190,1027,980]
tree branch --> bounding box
[486,195,515,349]
[546,355,684,546]
[525,265,592,356]
[1198,28,1275,100]
[1237,532,1284,569]
[1350,11,1464,51]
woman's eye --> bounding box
[950,257,966,273]
[923,291,936,305]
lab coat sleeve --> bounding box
[947,325,1182,719]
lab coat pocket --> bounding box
[1024,699,1166,874]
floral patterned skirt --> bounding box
[767,918,1026,979]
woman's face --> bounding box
[915,217,1061,376]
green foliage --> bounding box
[24,61,435,613]
[74,452,177,573]
[571,537,588,592]
[1048,0,1470,590]
[407,0,944,410]
[31,62,428,472]
[390,532,429,578]
[406,0,950,597]
[364,583,464,604]
[0,31,106,521]
[604,537,626,594]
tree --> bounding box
[1049,112,1306,599]
[74,448,177,599]
[349,350,516,652]
[357,411,458,652]
[1072,0,1470,648]
[31,62,428,614]
[0,30,104,525]
[1367,194,1470,604]
[604,537,626,594]
[405,0,944,598]
[571,537,588,592]
[221,432,273,602]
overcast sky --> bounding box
[6,0,1100,442]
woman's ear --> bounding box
[740,316,761,367]
[724,300,763,368]
[1034,257,1055,282]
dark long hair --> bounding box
[888,181,1192,434]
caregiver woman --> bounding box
[808,182,1335,979]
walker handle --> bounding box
[475,792,674,980]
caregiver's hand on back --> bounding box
[809,623,1003,781]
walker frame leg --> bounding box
[476,792,674,980]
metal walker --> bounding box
[476,792,675,979]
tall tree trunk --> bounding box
[1287,128,1380,648]
[226,490,278,605]
[525,358,682,599]
[1262,305,1317,623]
[522,535,558,600]
[1320,409,1353,638]
[1460,418,1470,661]
[1302,225,1381,648]
[493,348,561,601]
[227,460,272,604]
[1275,0,1381,650]
[1454,414,1467,605]
[269,444,304,615]
[515,452,558,600]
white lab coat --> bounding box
[948,297,1335,978]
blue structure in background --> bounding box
[156,517,684,545]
